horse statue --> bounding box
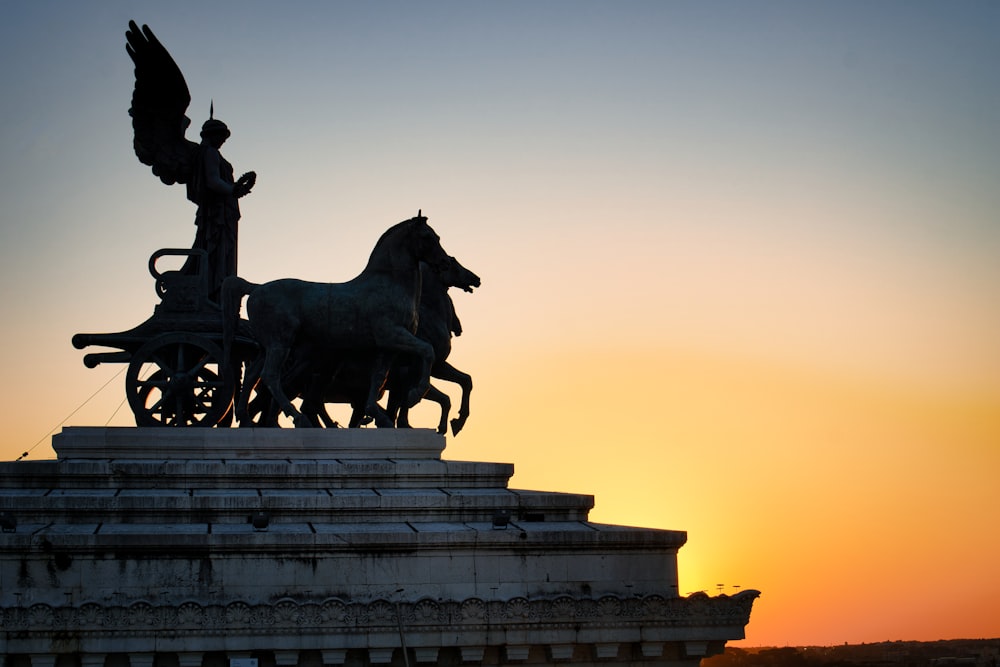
[385,255,480,434]
[243,255,480,433]
[222,214,453,427]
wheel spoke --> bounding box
[174,344,186,374]
[126,334,235,427]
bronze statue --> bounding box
[223,214,455,428]
[258,256,480,433]
[73,24,481,430]
[386,255,480,434]
[125,21,256,302]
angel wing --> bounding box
[125,21,199,188]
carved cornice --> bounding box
[0,592,758,638]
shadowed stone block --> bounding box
[320,651,346,666]
[684,642,708,657]
[367,649,394,664]
[549,645,575,660]
[413,648,439,663]
[642,643,666,658]
[505,647,530,662]
[595,644,620,659]
[459,647,485,663]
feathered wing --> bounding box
[125,21,199,187]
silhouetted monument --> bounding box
[2,23,759,667]
[73,24,480,432]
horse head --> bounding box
[402,214,453,275]
[434,255,481,293]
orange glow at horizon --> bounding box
[2,2,999,648]
[446,345,1000,646]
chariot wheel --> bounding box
[126,333,235,427]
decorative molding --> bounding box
[0,591,759,638]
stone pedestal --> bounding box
[0,428,757,667]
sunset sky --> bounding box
[1,1,998,647]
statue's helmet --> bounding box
[200,118,231,140]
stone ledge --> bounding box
[51,427,446,460]
[0,487,596,524]
[1,459,516,489]
[2,520,688,552]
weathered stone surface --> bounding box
[0,428,758,665]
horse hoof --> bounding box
[450,418,465,436]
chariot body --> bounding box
[72,249,258,427]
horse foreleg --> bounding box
[433,361,473,435]
[261,346,313,428]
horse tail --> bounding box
[221,275,258,364]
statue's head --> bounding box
[200,118,231,143]
[201,101,231,147]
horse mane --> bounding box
[367,215,427,262]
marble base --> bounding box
[0,427,758,665]
[52,426,446,460]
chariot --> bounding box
[72,249,258,427]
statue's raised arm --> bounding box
[125,21,199,188]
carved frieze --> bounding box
[0,591,758,638]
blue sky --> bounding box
[1,1,998,645]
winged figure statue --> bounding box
[125,20,256,301]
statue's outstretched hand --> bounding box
[234,171,257,198]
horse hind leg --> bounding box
[348,401,373,428]
[261,345,314,428]
[419,383,451,435]
[235,355,264,426]
[364,353,396,428]
[299,371,332,428]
